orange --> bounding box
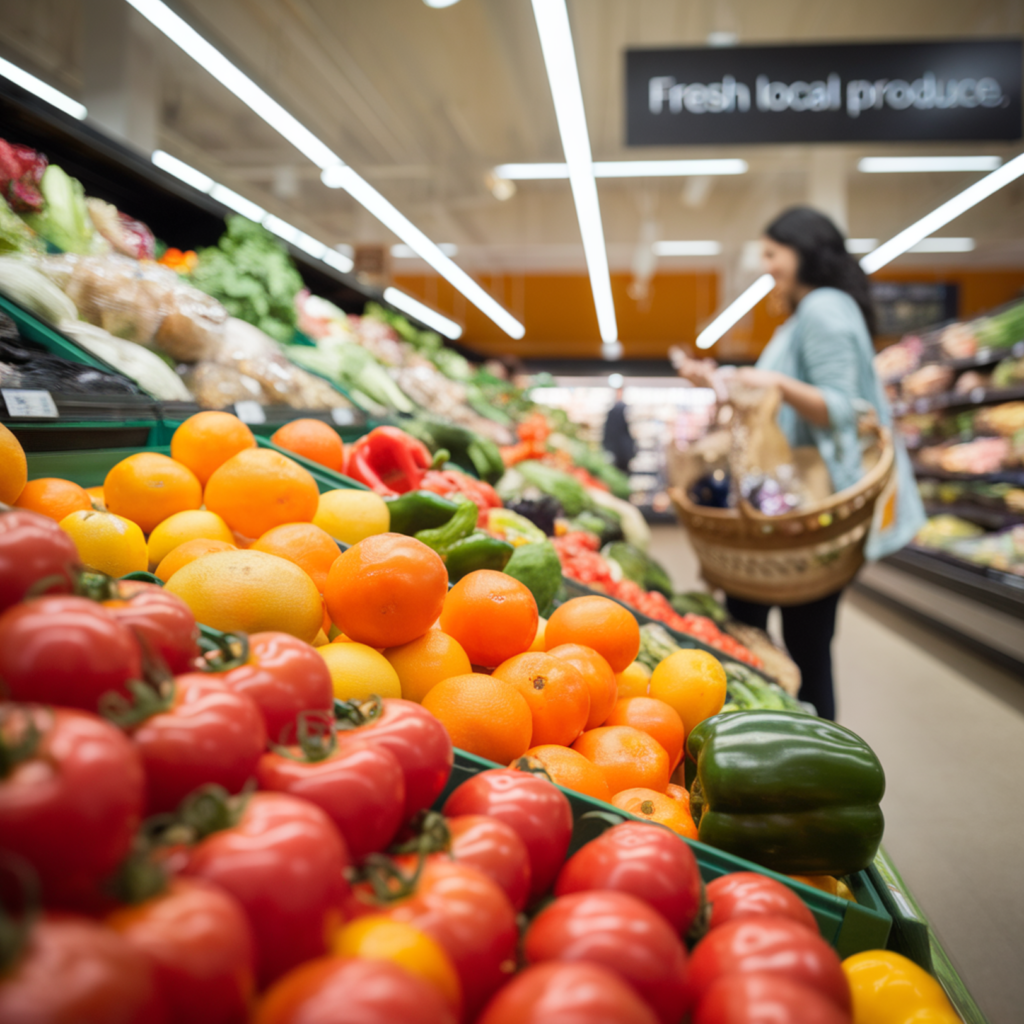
[515,745,611,803]
[572,725,670,796]
[0,423,26,504]
[422,673,532,764]
[271,419,345,472]
[325,534,447,649]
[440,570,538,668]
[15,478,91,521]
[86,485,105,510]
[59,509,147,577]
[104,452,202,534]
[604,697,685,771]
[666,782,690,806]
[164,548,323,643]
[612,788,698,839]
[649,649,728,739]
[204,448,320,540]
[155,537,236,583]
[547,644,618,730]
[384,629,472,703]
[528,617,547,653]
[251,522,341,592]
[170,411,256,485]
[616,661,651,698]
[146,509,234,568]
[545,595,640,673]
[492,652,589,747]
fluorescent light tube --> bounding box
[493,163,570,180]
[860,152,1024,274]
[845,238,879,254]
[858,156,1002,173]
[653,240,722,256]
[531,0,618,343]
[384,287,463,339]
[152,149,214,192]
[696,273,774,350]
[494,159,747,179]
[321,248,355,273]
[0,56,86,120]
[208,183,266,223]
[392,243,458,258]
[907,237,975,253]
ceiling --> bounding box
[3,0,1024,312]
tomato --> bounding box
[442,768,572,901]
[0,912,165,1024]
[107,878,255,1024]
[337,697,453,819]
[0,508,81,613]
[127,673,267,815]
[104,580,200,675]
[257,732,405,862]
[524,890,688,1024]
[477,961,659,1024]
[444,814,531,913]
[254,956,456,1024]
[346,859,518,1021]
[0,596,142,712]
[219,632,333,744]
[555,821,704,936]
[0,705,144,909]
[706,872,818,934]
[692,972,852,1024]
[182,791,350,987]
[685,917,850,1014]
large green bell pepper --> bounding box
[386,490,460,535]
[687,710,885,876]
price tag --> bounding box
[970,386,986,403]
[234,401,266,425]
[2,389,58,418]
[330,407,355,426]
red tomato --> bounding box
[254,956,456,1024]
[706,873,819,934]
[685,917,850,1014]
[525,890,688,1024]
[337,697,453,819]
[219,632,333,744]
[104,580,200,675]
[0,508,81,613]
[346,859,517,1021]
[693,972,852,1024]
[182,791,350,988]
[445,814,532,913]
[127,673,267,814]
[0,912,165,1024]
[0,705,144,909]
[555,821,704,936]
[256,733,405,862]
[442,768,572,900]
[107,878,255,1024]
[477,961,659,1024]
[0,596,142,712]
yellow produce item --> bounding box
[147,509,234,568]
[649,648,727,737]
[528,617,547,653]
[0,422,27,504]
[842,950,961,1024]
[319,641,401,701]
[384,629,472,703]
[60,509,147,577]
[616,661,651,698]
[104,451,202,533]
[313,488,390,544]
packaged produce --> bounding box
[975,299,1024,349]
[0,255,78,322]
[975,400,1024,436]
[86,197,156,259]
[23,164,103,253]
[900,364,954,399]
[0,137,47,212]
[180,360,268,406]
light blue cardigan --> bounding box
[756,287,925,560]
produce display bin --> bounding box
[438,749,892,959]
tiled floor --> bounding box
[648,525,1024,1024]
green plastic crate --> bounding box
[439,748,891,958]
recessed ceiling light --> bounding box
[653,241,722,256]
[858,156,1002,173]
[493,159,747,179]
[0,56,86,119]
[423,0,462,7]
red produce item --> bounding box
[0,137,47,212]
[104,579,200,675]
[0,508,80,613]
[706,872,818,934]
[693,972,852,1024]
[344,426,433,495]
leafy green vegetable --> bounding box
[23,166,99,254]
[515,460,590,516]
[0,196,42,254]
[602,542,673,596]
[504,540,562,616]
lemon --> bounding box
[616,660,652,698]
[528,616,547,652]
[320,641,401,701]
[313,488,390,544]
[60,509,147,577]
[147,509,234,568]
[312,629,331,647]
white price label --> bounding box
[234,401,266,425]
[330,407,355,426]
[2,389,58,418]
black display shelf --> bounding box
[911,463,1024,487]
[893,384,1024,417]
[922,340,1024,374]
[922,500,1024,532]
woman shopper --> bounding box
[676,206,923,720]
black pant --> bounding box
[725,590,843,721]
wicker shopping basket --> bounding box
[670,424,895,605]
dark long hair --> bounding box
[765,206,877,336]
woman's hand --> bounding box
[733,367,784,390]
[671,347,719,389]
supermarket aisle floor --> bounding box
[648,526,1024,1024]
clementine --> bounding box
[572,725,670,796]
[155,537,236,583]
[514,745,611,803]
[544,595,640,673]
[170,411,256,485]
[271,419,345,472]
[0,423,26,504]
[604,697,685,771]
[611,788,698,839]
[440,570,538,668]
[546,643,618,730]
[104,452,202,534]
[15,478,91,521]
[492,652,589,747]
[384,629,472,703]
[251,522,341,592]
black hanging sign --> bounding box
[626,41,1022,145]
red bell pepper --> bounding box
[344,427,433,496]
[419,468,502,525]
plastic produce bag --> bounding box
[181,361,268,408]
[0,256,78,323]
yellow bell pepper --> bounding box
[842,951,961,1024]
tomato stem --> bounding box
[355,850,428,903]
[99,679,175,729]
[510,756,556,785]
[197,628,250,673]
[0,853,41,975]
[389,810,451,858]
[271,710,337,763]
[106,835,169,906]
[0,705,48,779]
[333,695,385,730]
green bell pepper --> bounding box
[414,497,478,556]
[386,490,460,536]
[445,532,514,581]
[687,710,885,876]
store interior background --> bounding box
[3,2,1024,1022]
